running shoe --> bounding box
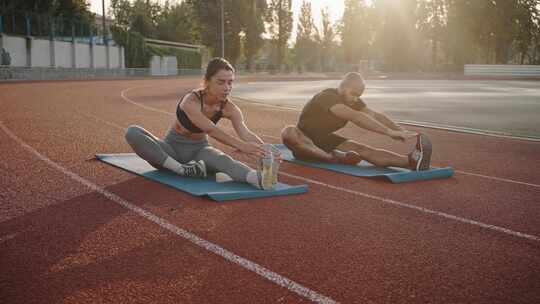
[408,133,432,171]
[183,160,207,178]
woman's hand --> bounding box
[238,142,266,159]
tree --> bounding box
[223,0,244,65]
[242,0,267,71]
[2,0,91,17]
[339,0,371,67]
[417,0,447,70]
[156,1,201,44]
[2,0,95,36]
[294,0,317,71]
[266,0,293,70]
[319,7,338,71]
[188,0,245,65]
[514,0,539,64]
[372,0,420,71]
[186,0,220,56]
[443,0,477,68]
[110,0,160,38]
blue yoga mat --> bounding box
[275,144,453,183]
[96,153,308,202]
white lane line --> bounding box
[277,172,540,242]
[0,121,337,304]
[397,121,540,142]
[78,111,127,130]
[452,170,540,189]
[121,86,540,189]
[121,86,172,115]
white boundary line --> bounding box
[277,172,540,242]
[117,86,540,242]
[452,170,540,189]
[122,87,540,189]
[397,121,540,142]
[0,121,337,304]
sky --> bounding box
[88,0,345,27]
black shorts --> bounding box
[301,129,347,152]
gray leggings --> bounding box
[125,125,252,182]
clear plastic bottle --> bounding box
[270,145,280,185]
[260,144,276,190]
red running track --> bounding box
[1,78,539,303]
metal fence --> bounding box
[0,11,109,45]
[0,66,203,81]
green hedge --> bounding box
[110,26,201,69]
[147,44,201,69]
[111,26,152,68]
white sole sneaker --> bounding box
[417,134,432,171]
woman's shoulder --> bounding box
[180,89,203,103]
[220,98,239,117]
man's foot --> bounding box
[331,150,362,165]
[183,160,207,178]
[408,134,432,171]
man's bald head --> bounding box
[340,72,365,90]
[339,72,365,102]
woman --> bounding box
[125,57,277,190]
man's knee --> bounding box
[281,125,302,147]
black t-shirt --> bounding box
[297,88,366,135]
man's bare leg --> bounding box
[281,126,362,164]
[336,140,409,168]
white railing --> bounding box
[464,64,540,77]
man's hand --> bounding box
[387,130,418,142]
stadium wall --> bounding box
[0,33,124,69]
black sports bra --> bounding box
[176,90,226,133]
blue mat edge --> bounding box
[273,144,454,183]
[208,184,309,201]
[95,153,309,201]
[384,167,454,183]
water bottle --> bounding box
[260,144,275,190]
[270,144,280,185]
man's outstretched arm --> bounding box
[361,107,404,131]
[330,104,416,141]
[330,104,392,135]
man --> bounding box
[281,72,432,171]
